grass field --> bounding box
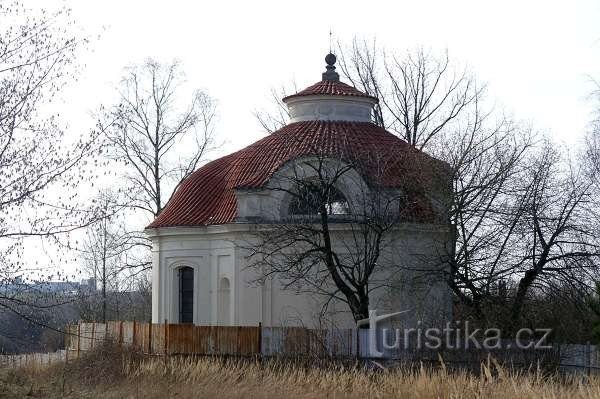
[2,344,600,398]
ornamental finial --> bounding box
[322,53,339,82]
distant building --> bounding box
[2,278,81,295]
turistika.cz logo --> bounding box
[357,310,552,358]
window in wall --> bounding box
[178,267,194,324]
[218,277,231,325]
[288,180,349,216]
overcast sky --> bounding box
[56,0,600,153]
[23,0,600,280]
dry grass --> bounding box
[3,343,600,398]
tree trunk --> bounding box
[510,269,537,333]
[355,295,370,328]
[102,219,107,323]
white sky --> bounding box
[21,0,600,280]
[58,0,600,151]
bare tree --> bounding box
[586,78,600,182]
[510,145,599,327]
[246,146,449,323]
[99,59,216,217]
[332,41,600,330]
[254,85,295,134]
[0,1,106,329]
[97,59,217,271]
[337,40,482,150]
[255,40,600,333]
[0,3,99,234]
[438,120,533,321]
[436,128,600,328]
[255,42,520,321]
[78,192,136,322]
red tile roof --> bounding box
[282,80,378,102]
[148,121,448,229]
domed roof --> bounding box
[147,54,448,229]
[282,80,378,102]
[147,120,447,229]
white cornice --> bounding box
[145,222,451,239]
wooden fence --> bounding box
[64,321,351,358]
[4,321,600,374]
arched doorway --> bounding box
[178,267,194,324]
[218,277,231,325]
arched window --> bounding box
[178,267,194,324]
[288,180,349,216]
[218,277,231,326]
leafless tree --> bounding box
[78,192,137,322]
[586,78,600,183]
[337,40,482,150]
[255,41,521,321]
[100,59,216,217]
[255,40,600,332]
[508,144,599,327]
[0,1,106,328]
[97,59,217,271]
[447,137,600,327]
[438,116,533,321]
[246,146,449,323]
[254,84,296,134]
[335,40,600,330]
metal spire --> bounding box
[323,30,339,82]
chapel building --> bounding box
[146,54,453,328]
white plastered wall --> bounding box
[148,222,452,329]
